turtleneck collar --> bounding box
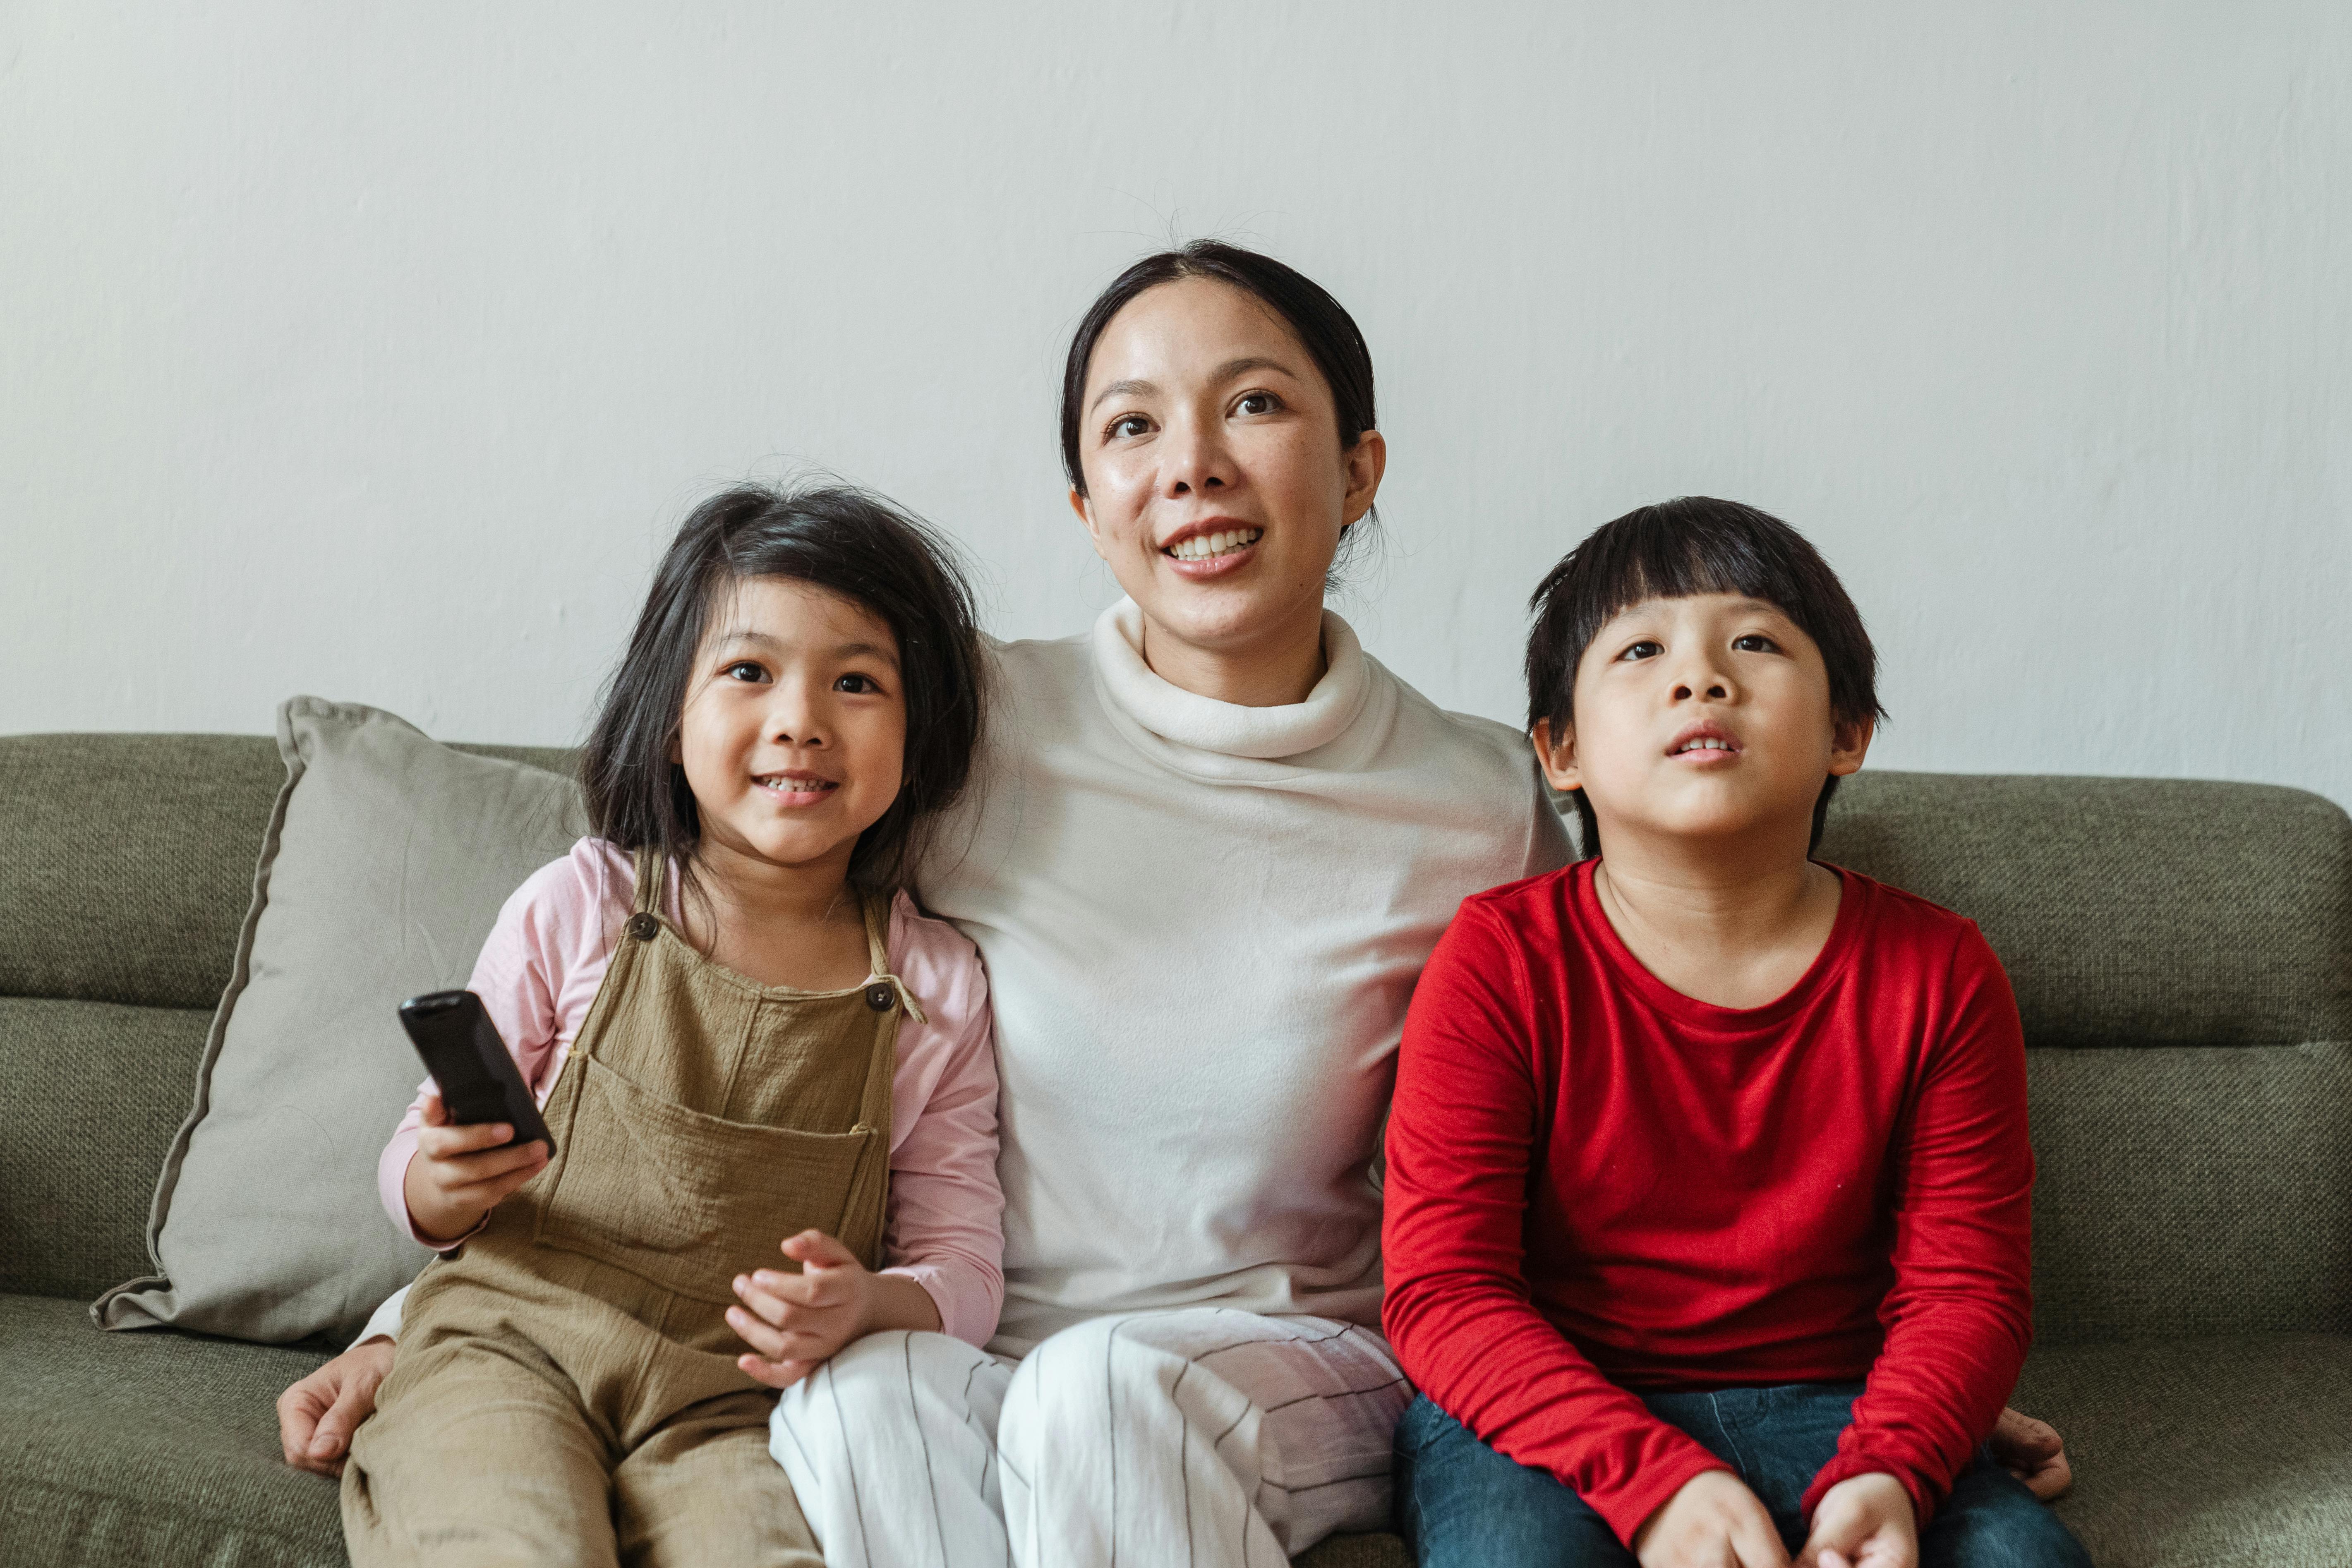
[1090,598,1373,763]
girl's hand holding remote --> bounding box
[729,1229,945,1388]
[402,1090,551,1244]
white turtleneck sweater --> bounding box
[925,601,1570,1355]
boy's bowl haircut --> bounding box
[1524,497,1886,859]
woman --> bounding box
[281,242,2069,1564]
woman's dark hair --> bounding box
[1524,497,1885,860]
[581,482,985,897]
[1058,240,1380,575]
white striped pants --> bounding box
[768,1309,1412,1568]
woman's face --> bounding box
[1070,276,1384,667]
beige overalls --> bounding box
[343,849,914,1568]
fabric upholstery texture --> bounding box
[94,700,587,1344]
[2015,1334,2352,1568]
[1819,771,2352,1047]
[1295,1533,1412,1568]
[2029,1041,2352,1342]
[0,998,216,1300]
[0,1292,342,1568]
[0,732,289,1009]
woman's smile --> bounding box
[1158,519,1266,576]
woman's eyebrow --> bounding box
[1088,377,1153,413]
[1214,355,1296,383]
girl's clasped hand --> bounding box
[727,1229,892,1389]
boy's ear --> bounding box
[1828,714,1875,778]
[1532,717,1582,794]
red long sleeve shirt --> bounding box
[1382,861,2033,1545]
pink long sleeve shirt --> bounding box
[379,838,1006,1347]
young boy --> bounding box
[1381,499,2091,1568]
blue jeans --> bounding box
[1395,1387,2091,1568]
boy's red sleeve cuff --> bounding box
[1588,1450,1738,1549]
[1801,1452,1938,1530]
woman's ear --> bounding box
[1341,430,1387,526]
[1532,716,1581,794]
[1828,714,1875,778]
[1067,487,1110,563]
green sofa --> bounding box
[3,732,2347,1567]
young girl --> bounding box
[340,484,1004,1568]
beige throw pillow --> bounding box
[94,697,586,1344]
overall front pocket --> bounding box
[533,1053,876,1303]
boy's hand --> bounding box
[276,1336,394,1477]
[1635,1469,1791,1568]
[1990,1406,2072,1500]
[1796,1472,1917,1568]
[729,1230,882,1389]
[403,1091,549,1244]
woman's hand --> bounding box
[276,1337,395,1476]
[1990,1406,2072,1500]
[728,1229,942,1389]
[1635,1468,1791,1568]
[1796,1472,1917,1568]
[402,1090,548,1244]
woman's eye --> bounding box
[1732,634,1780,654]
[1104,414,1151,441]
[1235,391,1281,416]
[1617,640,1663,662]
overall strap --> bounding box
[629,846,665,917]
[858,891,927,1024]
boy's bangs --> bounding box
[1580,521,1790,639]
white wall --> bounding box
[5,2,2348,807]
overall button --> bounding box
[625,913,660,942]
[863,982,897,1012]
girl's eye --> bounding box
[834,673,881,695]
[1235,391,1281,416]
[1616,640,1663,662]
[1732,633,1781,654]
[724,661,767,683]
[1104,414,1151,441]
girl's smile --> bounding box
[675,577,906,880]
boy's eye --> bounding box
[1732,633,1781,654]
[1104,413,1151,441]
[1616,640,1663,662]
[1234,391,1281,416]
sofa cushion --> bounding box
[1818,772,2352,1048]
[0,999,215,1300]
[2028,1042,2352,1341]
[0,733,288,1011]
[0,1292,341,1568]
[95,700,587,1345]
[1295,1533,1410,1567]
[2014,1333,2352,1567]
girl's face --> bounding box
[1069,276,1385,667]
[674,577,907,883]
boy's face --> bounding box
[1535,593,1872,855]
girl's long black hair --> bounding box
[580,482,985,897]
